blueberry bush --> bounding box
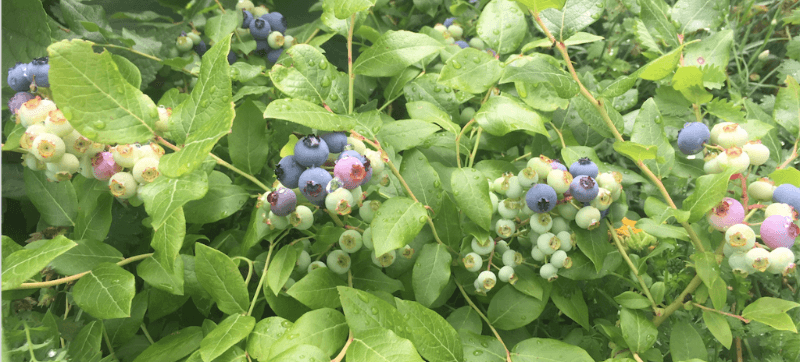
[3,0,800,361]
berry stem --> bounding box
[548,122,567,149]
[691,302,751,323]
[606,220,658,312]
[10,253,153,290]
[327,209,345,227]
[632,352,645,362]
[93,43,196,77]
[777,138,799,169]
[456,119,477,168]
[232,256,254,285]
[247,241,276,316]
[331,330,354,362]
[103,327,117,360]
[347,13,356,115]
[652,275,702,327]
[468,126,482,168]
[455,281,513,362]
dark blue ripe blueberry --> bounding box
[550,161,567,171]
[677,122,710,155]
[7,63,32,92]
[773,184,800,213]
[268,187,297,216]
[249,17,272,40]
[267,48,283,64]
[570,175,599,203]
[29,57,49,88]
[525,184,558,214]
[242,10,254,29]
[320,132,348,153]
[227,51,237,65]
[299,167,332,206]
[275,155,305,188]
[194,40,208,57]
[294,135,330,167]
[338,150,367,164]
[262,12,287,34]
[569,157,598,179]
[443,17,456,27]
[455,40,469,49]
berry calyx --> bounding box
[108,172,138,199]
[463,252,483,272]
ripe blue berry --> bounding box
[443,17,456,27]
[267,187,297,216]
[294,135,330,167]
[320,132,348,153]
[298,167,331,206]
[262,12,287,34]
[275,155,305,188]
[249,17,272,40]
[455,40,469,49]
[194,40,208,57]
[227,51,237,65]
[241,10,254,28]
[7,63,32,92]
[569,157,599,178]
[677,122,710,154]
[525,183,558,213]
[773,184,800,213]
[29,58,49,88]
[463,252,483,272]
[570,175,599,203]
[267,48,284,63]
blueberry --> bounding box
[551,161,567,171]
[334,156,367,189]
[194,40,208,57]
[256,39,270,53]
[294,135,330,167]
[7,92,35,114]
[29,58,49,87]
[268,187,297,216]
[338,150,367,164]
[773,184,800,212]
[525,183,558,213]
[298,167,332,206]
[249,17,272,40]
[569,157,599,178]
[275,155,305,188]
[454,40,469,49]
[570,175,599,203]
[320,132,348,153]
[677,122,710,154]
[242,10,254,29]
[443,17,456,27]
[227,51,237,65]
[7,63,32,92]
[262,12,287,34]
[707,197,745,231]
[267,48,284,64]
[761,215,799,249]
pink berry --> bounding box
[92,152,123,181]
[707,197,745,231]
[760,215,799,249]
[333,156,368,190]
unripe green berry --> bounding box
[327,250,351,274]
[32,133,65,163]
[502,250,522,267]
[308,260,327,273]
[132,157,160,184]
[20,124,46,150]
[268,31,285,49]
[477,270,496,291]
[551,217,570,234]
[372,250,396,268]
[494,240,510,254]
[339,229,363,253]
[283,35,297,49]
[326,187,354,215]
[176,36,194,52]
[495,219,516,238]
[23,153,46,171]
[550,250,571,268]
[595,172,620,193]
[346,136,367,154]
[530,213,553,234]
[463,252,483,272]
[766,247,796,275]
[433,24,448,33]
[43,110,73,138]
[296,250,311,271]
[498,265,517,284]
[252,5,268,17]
[235,0,255,12]
[268,211,290,229]
[745,247,770,272]
[489,192,499,214]
[290,205,314,230]
[46,153,79,175]
[469,37,485,50]
[547,169,573,194]
[557,201,579,220]
[530,246,545,261]
[448,24,463,39]
[359,200,380,223]
[765,203,795,219]
[112,144,137,168]
[400,244,415,259]
[363,227,374,250]
[727,252,750,275]
[471,237,494,255]
[365,150,384,173]
[517,167,538,188]
[537,233,561,255]
[505,176,523,198]
[18,98,57,127]
[591,188,613,211]
[557,231,574,252]
[497,199,519,219]
[540,263,558,281]
[108,172,138,199]
[748,179,775,201]
[724,224,755,252]
[460,107,476,124]
[576,206,601,230]
[743,141,770,166]
[186,31,201,45]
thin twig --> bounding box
[247,242,276,316]
[347,13,356,115]
[331,330,354,362]
[692,303,751,323]
[9,253,153,290]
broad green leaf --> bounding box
[371,197,427,257]
[515,81,570,112]
[691,252,726,310]
[770,168,800,187]
[400,150,443,214]
[683,30,734,68]
[708,98,746,124]
[354,30,443,77]
[324,0,377,19]
[511,264,547,300]
[151,208,185,271]
[406,101,460,134]
[132,326,203,362]
[619,308,658,353]
[204,11,238,45]
[2,0,50,87]
[670,322,707,361]
[73,262,135,319]
[384,68,421,100]
[488,285,547,330]
[183,173,249,224]
[510,338,593,362]
[475,95,548,137]
[264,98,356,131]
[67,321,103,362]
[672,0,728,34]
[630,99,674,178]
[352,264,405,293]
[500,55,579,98]
[477,0,527,54]
[447,307,482,335]
[377,119,440,151]
[613,141,657,162]
[162,36,234,177]
[74,191,113,241]
[539,0,604,42]
[396,299,463,362]
[573,223,613,273]
[200,314,255,362]
[438,48,503,94]
[104,292,148,348]
[672,66,713,104]
[230,101,269,175]
[433,194,462,249]
[338,286,411,339]
[774,75,800,136]
[741,297,800,333]
[644,197,690,224]
[270,45,337,103]
[347,327,424,362]
[412,243,452,307]
[638,0,679,48]
[230,62,265,83]
[139,171,209,229]
[681,168,737,223]
[460,330,506,362]
[405,73,462,114]
[702,310,732,349]
[137,254,184,295]
[639,44,685,81]
[23,168,77,226]
[450,168,492,231]
[550,282,590,330]
[246,317,292,361]
[614,291,652,309]
[49,40,158,143]
[601,68,646,99]
[194,243,250,315]
[50,240,123,275]
[287,267,346,309]
[572,95,625,139]
[271,344,329,362]
[268,308,348,358]
[2,236,76,290]
[636,218,690,241]
[111,54,142,89]
[513,0,566,12]
[268,244,299,295]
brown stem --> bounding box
[777,138,799,169]
[736,337,744,362]
[331,330,354,362]
[10,253,153,290]
[653,275,702,326]
[692,302,751,323]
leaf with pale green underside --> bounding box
[400,149,443,214]
[67,321,103,362]
[268,244,299,295]
[353,30,443,77]
[111,54,142,89]
[613,141,657,162]
[268,308,348,358]
[324,0,377,19]
[615,291,652,309]
[475,95,548,137]
[450,168,492,231]
[774,75,800,136]
[151,207,185,271]
[539,0,604,42]
[270,45,336,103]
[204,11,238,45]
[741,297,800,333]
[396,299,463,362]
[72,262,135,319]
[287,267,346,309]
[413,243,452,307]
[702,310,732,349]
[230,100,269,175]
[672,0,728,34]
[131,326,203,362]
[488,285,547,330]
[631,98,674,178]
[477,0,527,54]
[572,95,625,138]
[246,317,292,361]
[670,322,707,361]
[2,236,76,290]
[24,168,77,226]
[619,308,658,353]
[638,0,679,48]
[770,168,800,187]
[137,254,184,295]
[139,171,208,229]
[50,240,123,275]
[500,55,578,98]
[183,174,248,224]
[681,168,737,223]
[573,222,612,273]
[511,338,594,362]
[639,43,687,81]
[513,0,565,11]
[162,36,234,177]
[264,98,356,131]
[348,327,424,362]
[377,119,441,151]
[406,101,460,134]
[48,40,158,144]
[338,286,411,338]
[673,66,713,104]
[200,314,255,362]
[194,243,249,315]
[371,197,427,257]
[438,48,502,94]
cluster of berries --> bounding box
[677,121,770,173]
[236,0,293,64]
[432,17,487,51]
[176,30,237,65]
[7,57,50,92]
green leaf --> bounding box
[324,0,377,19]
[204,11,238,45]
[613,141,658,162]
[774,75,800,136]
[268,244,299,296]
[404,73,462,114]
[406,101,461,134]
[459,330,507,361]
[630,98,675,178]
[551,282,591,330]
[2,235,76,290]
[194,243,250,315]
[354,30,443,77]
[573,222,612,273]
[515,81,570,112]
[371,197,427,257]
[2,0,50,88]
[200,314,255,362]
[615,291,652,310]
[446,307,482,335]
[691,252,727,310]
[132,326,203,362]
[433,195,462,250]
[672,0,728,34]
[137,254,184,295]
[438,48,503,94]
[50,240,123,275]
[539,0,604,42]
[162,36,234,177]
[337,286,410,338]
[396,299,463,362]
[510,338,594,362]
[377,119,441,151]
[74,190,113,241]
[511,264,547,300]
[268,308,348,358]
[475,95,548,137]
[741,297,800,333]
[23,168,77,226]
[488,285,547,330]
[48,40,158,143]
[246,317,292,361]
[707,98,746,124]
[513,0,566,12]
[229,100,269,175]
[352,264,405,293]
[111,54,142,89]
[644,197,690,224]
[264,98,356,131]
[683,30,734,69]
[572,95,625,139]
[702,310,732,349]
[639,44,686,81]
[412,243,452,307]
[670,321,707,361]
[450,168,492,231]
[73,262,135,319]
[476,0,527,54]
[770,168,800,187]
[347,327,424,362]
[139,171,209,229]
[271,344,329,362]
[384,68,421,100]
[270,45,337,103]
[183,172,249,224]
[104,292,148,348]
[601,68,646,99]
[672,66,713,104]
[619,308,658,353]
[500,55,578,98]
[151,208,185,271]
[287,267,346,309]
[638,0,679,48]
[681,168,737,223]
[67,321,103,362]
[400,150,443,214]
